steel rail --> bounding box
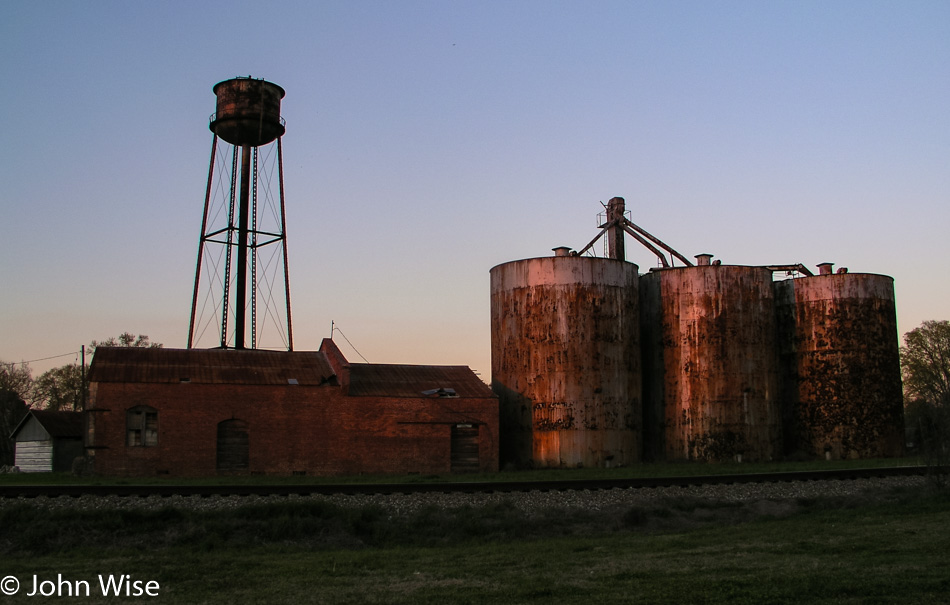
[0,466,942,500]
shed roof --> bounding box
[346,363,494,398]
[11,410,83,440]
[88,347,337,386]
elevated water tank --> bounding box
[774,269,904,459]
[490,253,641,468]
[210,77,285,147]
[641,264,782,462]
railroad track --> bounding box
[1,465,942,499]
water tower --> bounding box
[187,77,294,350]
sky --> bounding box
[1,1,948,381]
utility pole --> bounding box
[80,345,86,411]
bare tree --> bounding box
[0,361,33,401]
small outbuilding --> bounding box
[11,410,84,472]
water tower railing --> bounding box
[208,113,287,128]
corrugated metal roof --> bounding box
[88,347,336,386]
[12,410,83,439]
[346,364,494,398]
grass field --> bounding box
[1,477,947,604]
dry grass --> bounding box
[0,484,947,604]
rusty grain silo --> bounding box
[490,250,641,468]
[774,265,904,459]
[641,260,782,462]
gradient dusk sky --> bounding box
[2,1,948,380]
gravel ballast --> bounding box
[0,475,930,515]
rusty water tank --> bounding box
[774,269,904,459]
[210,77,285,147]
[640,264,782,462]
[490,253,641,468]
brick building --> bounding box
[85,340,498,477]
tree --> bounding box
[89,332,162,354]
[901,320,950,469]
[20,334,164,414]
[32,363,88,412]
[902,320,950,408]
[0,361,31,466]
[0,361,33,402]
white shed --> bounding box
[11,410,84,473]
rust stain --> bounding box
[491,256,641,468]
[642,265,782,462]
[493,252,904,467]
[776,274,904,459]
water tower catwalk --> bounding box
[188,77,293,350]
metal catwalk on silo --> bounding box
[490,249,641,469]
[774,263,904,460]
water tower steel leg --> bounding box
[278,137,294,351]
[188,135,218,349]
[250,146,258,350]
[221,146,239,348]
[235,144,252,350]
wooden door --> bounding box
[216,419,249,472]
[450,424,479,473]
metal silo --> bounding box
[490,250,641,468]
[775,264,904,459]
[641,260,782,462]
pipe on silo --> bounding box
[606,197,626,261]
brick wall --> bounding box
[86,381,498,477]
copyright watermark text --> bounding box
[1,574,159,598]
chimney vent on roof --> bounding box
[696,254,714,266]
[818,262,834,275]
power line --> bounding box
[6,351,80,365]
[332,324,369,363]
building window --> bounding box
[127,406,158,447]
